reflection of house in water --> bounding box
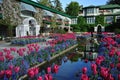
[0,0,74,37]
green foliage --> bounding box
[39,0,53,8]
[55,29,66,34]
[77,16,88,32]
[65,2,80,16]
[95,15,104,25]
[0,18,15,37]
[114,28,120,34]
[107,0,120,5]
[53,0,63,12]
[70,24,80,32]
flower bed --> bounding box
[0,33,77,80]
[11,36,46,46]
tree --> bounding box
[107,0,120,5]
[39,0,53,8]
[77,16,87,31]
[65,2,80,16]
[95,15,104,26]
[53,0,63,11]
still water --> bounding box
[49,53,92,80]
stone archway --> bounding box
[16,17,40,37]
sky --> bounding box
[32,0,108,10]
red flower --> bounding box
[0,52,3,56]
[47,67,51,73]
[117,63,120,71]
[91,63,97,71]
[93,70,98,75]
[27,68,35,78]
[0,56,4,62]
[34,67,39,75]
[14,66,20,73]
[81,74,89,80]
[5,70,12,78]
[82,67,87,74]
[37,76,43,80]
[53,64,59,73]
[107,74,114,80]
[118,74,120,80]
[0,70,5,78]
[9,65,14,70]
[110,63,114,69]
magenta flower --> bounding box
[47,67,51,73]
[82,67,87,74]
[14,66,20,73]
[34,67,39,75]
[27,68,35,78]
[53,64,59,73]
[0,56,4,62]
[117,63,120,71]
[0,51,3,56]
[0,70,5,78]
[37,76,43,80]
[5,69,12,78]
[81,74,89,80]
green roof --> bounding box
[99,4,120,9]
[83,5,99,9]
[19,0,76,18]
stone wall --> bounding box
[2,0,22,26]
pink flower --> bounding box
[117,63,120,71]
[0,70,5,78]
[34,67,39,75]
[44,74,49,80]
[37,76,43,80]
[14,66,20,73]
[0,56,4,62]
[118,74,120,80]
[0,52,3,56]
[116,51,120,56]
[5,70,12,78]
[91,63,97,71]
[53,64,59,73]
[47,67,51,73]
[81,74,89,80]
[107,74,114,80]
[100,67,109,79]
[5,54,14,61]
[82,67,87,74]
[27,69,35,78]
[93,70,97,75]
[9,65,14,70]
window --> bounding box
[71,18,77,24]
[87,17,95,24]
[87,8,94,14]
[21,11,34,17]
[106,16,113,24]
[116,16,120,22]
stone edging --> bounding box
[18,44,78,80]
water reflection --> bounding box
[39,50,91,80]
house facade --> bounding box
[0,0,73,37]
[79,4,120,24]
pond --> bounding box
[36,50,93,80]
